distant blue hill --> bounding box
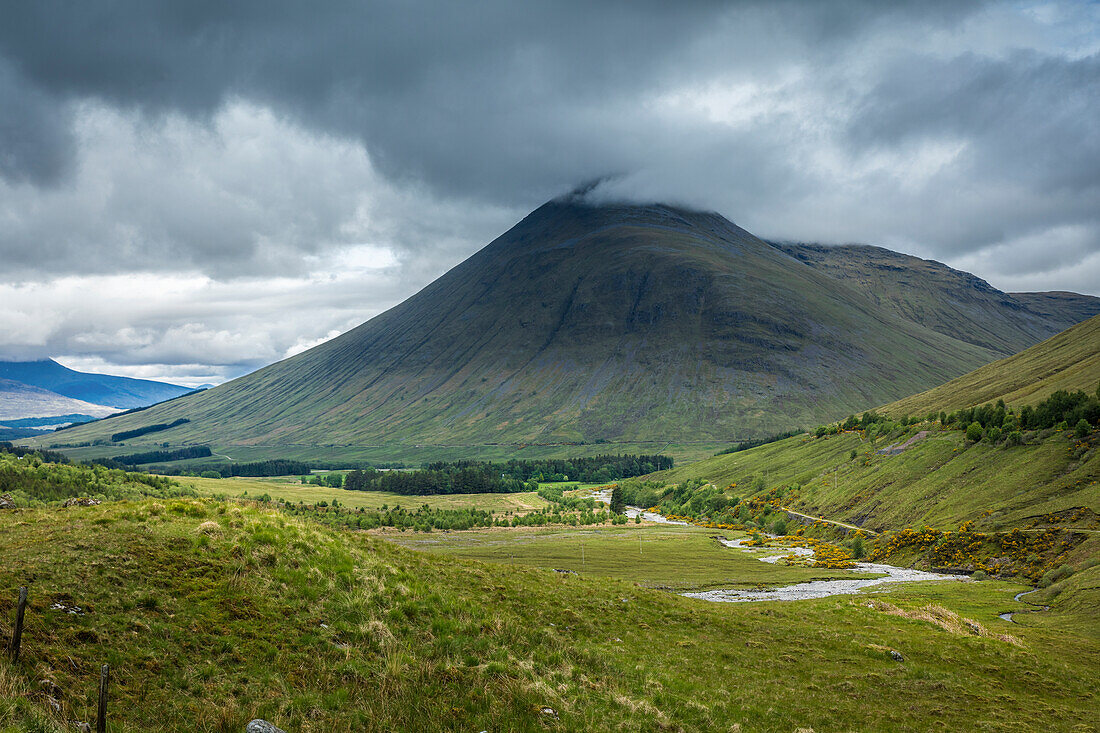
[0,414,98,428]
[0,360,190,409]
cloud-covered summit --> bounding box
[1,1,1097,382]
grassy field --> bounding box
[642,425,1099,532]
[2,497,1098,731]
[880,314,1099,417]
[180,475,551,514]
[384,524,873,592]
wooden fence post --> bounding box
[97,663,109,733]
[8,586,27,662]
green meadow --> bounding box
[385,524,873,592]
[3,497,1098,732]
[180,474,552,514]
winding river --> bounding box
[592,488,966,603]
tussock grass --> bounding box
[868,601,1021,646]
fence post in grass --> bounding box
[96,663,109,733]
[8,586,27,663]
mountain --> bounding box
[0,359,190,410]
[880,314,1100,418]
[0,378,120,422]
[41,196,1099,454]
[771,243,1100,356]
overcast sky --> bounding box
[1,1,1098,386]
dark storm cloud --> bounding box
[0,61,74,185]
[1,0,1098,378]
[0,0,983,202]
[848,50,1100,247]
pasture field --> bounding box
[385,524,877,592]
[181,475,551,514]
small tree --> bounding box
[1076,419,1091,439]
[966,422,984,443]
[851,534,865,559]
[609,485,625,514]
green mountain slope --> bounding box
[632,316,1100,535]
[43,197,1094,457]
[646,426,1098,533]
[881,314,1100,418]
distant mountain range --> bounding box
[43,194,1100,455]
[0,359,191,410]
[0,360,192,435]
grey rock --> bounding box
[889,650,904,662]
[247,720,287,733]
[0,494,15,509]
[62,497,100,507]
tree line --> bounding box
[110,418,190,442]
[343,465,535,495]
[115,446,212,465]
[423,454,673,483]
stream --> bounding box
[684,538,965,602]
[592,487,690,525]
[591,489,966,603]
[998,589,1049,623]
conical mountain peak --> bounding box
[49,195,1099,454]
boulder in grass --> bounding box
[0,493,15,509]
[62,497,100,507]
[246,721,287,733]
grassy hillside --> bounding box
[639,425,1099,533]
[43,197,1040,461]
[43,441,727,473]
[880,314,1100,418]
[3,496,1098,731]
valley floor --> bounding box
[2,498,1097,731]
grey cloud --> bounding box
[0,62,74,185]
[1,0,1099,381]
[0,1,988,201]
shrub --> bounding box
[1075,419,1091,439]
[966,422,984,442]
[970,569,988,581]
[199,470,222,479]
[1039,564,1074,588]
